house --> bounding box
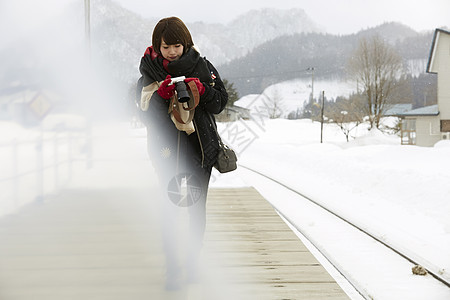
[399,105,440,145]
[399,28,450,146]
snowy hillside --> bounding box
[224,8,323,56]
[235,78,356,118]
[189,7,323,65]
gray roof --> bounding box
[397,104,439,116]
[384,104,413,116]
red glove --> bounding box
[157,75,176,100]
[184,77,205,95]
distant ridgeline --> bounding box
[219,23,434,97]
[1,0,437,108]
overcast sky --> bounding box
[0,0,448,43]
[113,0,450,34]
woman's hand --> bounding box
[157,75,176,100]
[184,77,205,95]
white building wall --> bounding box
[415,116,441,146]
[434,32,450,120]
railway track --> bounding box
[239,164,450,299]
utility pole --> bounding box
[320,91,325,143]
[84,0,93,169]
[84,0,91,56]
[307,67,315,103]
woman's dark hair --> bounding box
[152,17,194,54]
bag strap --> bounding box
[207,112,226,148]
[184,81,200,111]
[171,103,194,125]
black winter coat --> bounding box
[136,47,228,171]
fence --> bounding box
[0,127,91,217]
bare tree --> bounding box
[264,88,285,119]
[348,35,404,129]
[326,94,366,142]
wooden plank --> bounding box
[203,239,310,252]
[0,187,349,300]
[203,251,321,267]
[202,188,350,300]
[200,282,350,300]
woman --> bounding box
[136,16,228,290]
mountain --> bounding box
[220,23,434,96]
[87,1,323,84]
[0,0,437,107]
[85,2,434,97]
[189,8,323,64]
[355,22,420,43]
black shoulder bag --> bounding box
[208,114,238,173]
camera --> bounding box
[170,76,190,103]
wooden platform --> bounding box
[202,188,349,300]
[0,187,349,300]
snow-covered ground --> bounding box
[232,118,450,276]
[1,115,450,299]
[218,118,450,299]
[0,115,88,215]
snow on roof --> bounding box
[384,104,413,116]
[397,104,439,116]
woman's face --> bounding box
[160,39,184,62]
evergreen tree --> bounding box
[223,79,239,107]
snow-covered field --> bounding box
[221,118,450,299]
[1,115,449,299]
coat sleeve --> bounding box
[200,60,228,115]
[140,82,159,111]
[137,81,170,128]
